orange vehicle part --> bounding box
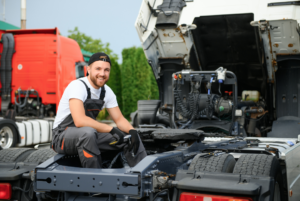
[0,28,85,112]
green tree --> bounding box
[68,27,118,61]
[67,27,122,118]
[121,47,136,118]
[131,48,152,108]
[106,59,123,112]
[121,47,159,118]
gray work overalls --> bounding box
[52,80,147,168]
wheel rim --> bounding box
[274,182,281,201]
[0,126,14,149]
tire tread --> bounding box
[233,154,274,176]
[24,149,57,164]
[189,153,234,172]
[0,148,33,162]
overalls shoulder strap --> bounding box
[79,80,91,99]
[100,86,106,101]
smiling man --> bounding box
[52,52,146,168]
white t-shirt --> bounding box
[53,77,118,129]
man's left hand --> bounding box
[128,129,140,155]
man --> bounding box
[52,52,147,168]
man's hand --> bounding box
[107,107,134,133]
[109,127,126,145]
[128,129,140,155]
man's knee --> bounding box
[81,127,97,140]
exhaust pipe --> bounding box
[21,0,26,29]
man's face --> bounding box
[87,60,111,89]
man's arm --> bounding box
[108,107,141,155]
[107,106,133,133]
[69,98,113,133]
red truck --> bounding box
[0,28,86,148]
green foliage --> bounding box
[106,58,123,113]
[133,47,159,101]
[121,47,159,118]
[68,27,118,61]
[97,109,106,120]
[121,47,136,118]
[131,48,152,107]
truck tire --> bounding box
[24,149,57,165]
[0,148,35,163]
[189,153,236,173]
[0,123,18,149]
[233,154,286,201]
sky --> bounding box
[0,0,143,63]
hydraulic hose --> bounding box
[30,89,40,117]
[206,76,214,120]
[179,114,195,129]
[15,90,29,108]
[180,90,200,129]
[174,90,191,118]
[175,77,203,128]
[218,82,222,96]
[108,152,122,168]
[31,89,40,107]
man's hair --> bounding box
[87,52,111,76]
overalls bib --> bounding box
[56,80,105,131]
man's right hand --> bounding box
[109,127,125,145]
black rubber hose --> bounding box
[179,114,195,129]
[15,90,29,108]
[188,94,195,114]
[0,34,8,98]
[152,189,170,201]
[0,33,14,112]
[32,89,40,117]
[219,82,222,96]
[206,94,213,120]
[108,152,122,168]
[198,108,207,116]
[32,89,40,107]
[5,34,14,98]
[180,93,199,129]
[174,90,191,118]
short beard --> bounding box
[90,75,107,88]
